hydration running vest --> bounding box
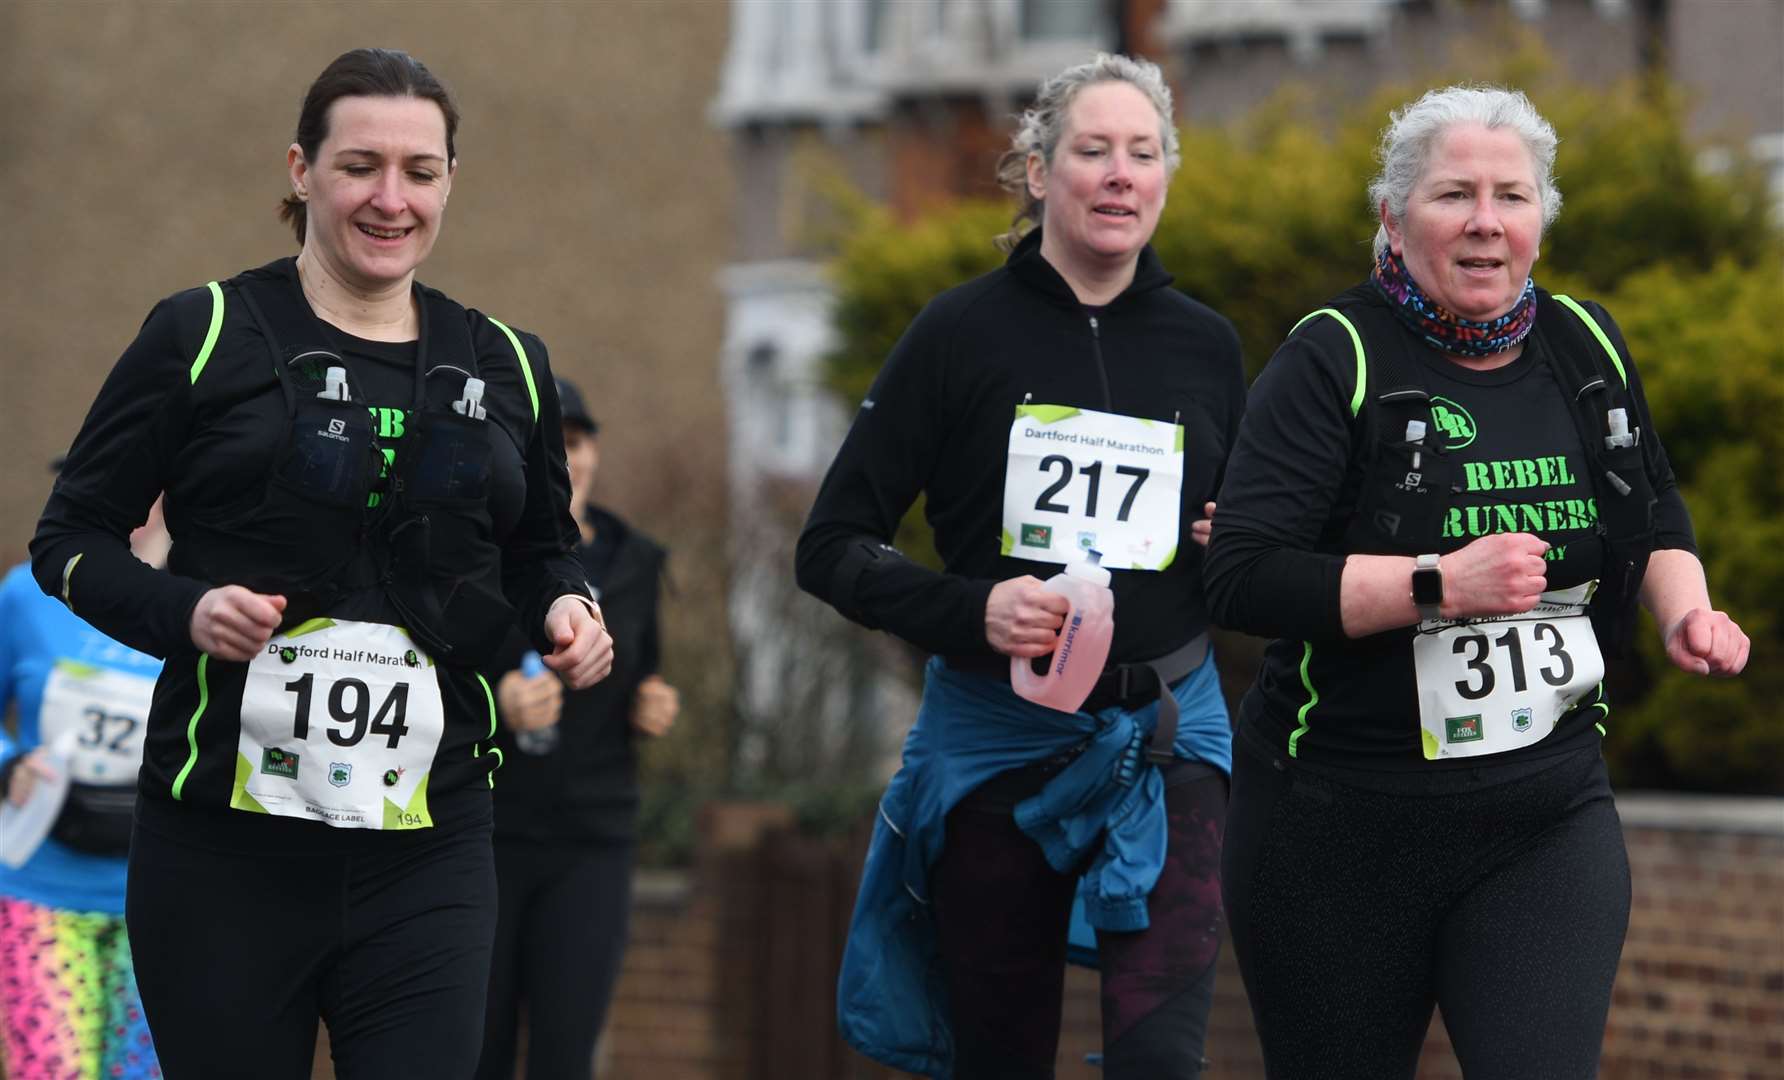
[1291,286,1658,654]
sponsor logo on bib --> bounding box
[1511,707,1533,732]
[1445,714,1483,744]
[261,747,300,779]
[1020,523,1052,548]
[328,762,353,788]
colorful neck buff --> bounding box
[1370,248,1537,359]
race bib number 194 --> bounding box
[233,619,444,830]
[1001,404,1184,571]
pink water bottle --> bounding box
[1010,550,1114,713]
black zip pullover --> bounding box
[796,230,1245,662]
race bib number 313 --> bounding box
[1414,582,1604,760]
[233,619,444,830]
[1001,404,1184,571]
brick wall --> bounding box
[1604,799,1784,1076]
[597,795,1783,1079]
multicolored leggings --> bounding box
[0,896,160,1079]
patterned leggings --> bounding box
[0,896,160,1079]
[933,759,1227,1078]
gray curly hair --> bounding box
[1369,84,1562,257]
[994,53,1181,252]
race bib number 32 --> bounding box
[39,661,156,785]
[233,619,444,830]
[1001,404,1184,571]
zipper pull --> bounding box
[1088,315,1100,339]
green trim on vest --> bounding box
[475,672,502,789]
[1290,640,1318,758]
[189,281,225,385]
[171,654,211,801]
[1292,308,1367,417]
[59,554,83,608]
[486,317,539,422]
[1552,295,1628,388]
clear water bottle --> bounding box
[1010,550,1115,714]
[0,746,71,869]
[512,650,562,756]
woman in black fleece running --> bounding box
[801,53,1245,1080]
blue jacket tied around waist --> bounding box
[836,652,1230,1078]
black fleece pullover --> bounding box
[796,230,1245,664]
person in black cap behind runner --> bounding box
[476,376,677,1080]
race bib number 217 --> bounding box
[1001,404,1184,571]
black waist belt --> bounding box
[944,631,1210,767]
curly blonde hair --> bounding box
[994,53,1180,252]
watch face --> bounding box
[1412,568,1443,607]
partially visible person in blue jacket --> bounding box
[0,479,167,1079]
[795,54,1245,1079]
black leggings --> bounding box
[1222,739,1630,1080]
[475,838,635,1080]
[931,761,1227,1079]
[127,816,498,1080]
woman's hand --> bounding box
[1439,533,1549,619]
[1342,533,1546,637]
[1640,549,1747,677]
[986,576,1069,658]
[190,586,287,661]
[541,595,614,690]
[1662,609,1749,676]
[1190,501,1216,548]
[631,675,679,738]
[495,669,563,733]
[4,749,58,808]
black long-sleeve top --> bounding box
[796,230,1246,663]
[1204,286,1694,768]
[31,260,588,843]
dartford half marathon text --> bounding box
[270,643,411,667]
[1024,429,1167,455]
